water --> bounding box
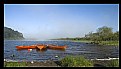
[4,40,119,62]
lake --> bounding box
[4,40,119,62]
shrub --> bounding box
[60,55,93,67]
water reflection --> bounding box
[36,48,47,52]
[47,48,66,51]
[16,48,66,52]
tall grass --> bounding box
[4,62,27,67]
[106,59,119,67]
[100,41,119,46]
[60,55,93,67]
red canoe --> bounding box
[16,45,37,50]
[16,44,68,50]
[36,45,47,50]
[47,45,67,50]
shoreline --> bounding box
[4,57,119,67]
[4,57,119,62]
[4,59,119,67]
[70,40,119,46]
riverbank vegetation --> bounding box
[60,56,93,67]
[52,26,119,46]
[60,56,119,67]
[72,40,119,46]
[106,59,119,67]
[4,56,119,67]
[4,62,27,67]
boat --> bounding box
[16,45,37,50]
[47,45,67,50]
[16,44,67,51]
[36,45,47,50]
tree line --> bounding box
[84,26,119,44]
[55,26,119,44]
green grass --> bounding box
[71,40,92,43]
[60,55,93,67]
[71,40,119,46]
[99,41,119,46]
[106,59,119,67]
[4,59,119,67]
[4,62,27,67]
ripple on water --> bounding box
[4,40,119,61]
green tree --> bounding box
[96,26,113,41]
[85,26,115,44]
[112,31,119,41]
[4,27,24,40]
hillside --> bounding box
[4,27,24,40]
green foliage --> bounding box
[60,55,93,67]
[106,59,119,67]
[85,26,119,44]
[97,26,113,41]
[4,62,27,67]
[112,31,119,41]
[4,27,24,40]
[52,26,119,46]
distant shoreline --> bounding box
[71,40,119,46]
[51,39,119,46]
[4,39,119,46]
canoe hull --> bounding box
[36,45,47,50]
[47,45,67,50]
[16,46,37,50]
[16,44,68,51]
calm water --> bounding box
[4,40,119,62]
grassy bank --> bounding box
[71,40,119,46]
[71,40,92,43]
[4,61,59,67]
[4,62,27,67]
[60,56,119,67]
[4,56,119,67]
[93,59,119,67]
[99,41,119,46]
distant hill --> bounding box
[4,27,25,40]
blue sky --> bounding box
[4,4,119,40]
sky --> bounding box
[4,4,119,40]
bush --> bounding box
[106,59,119,67]
[60,55,93,67]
